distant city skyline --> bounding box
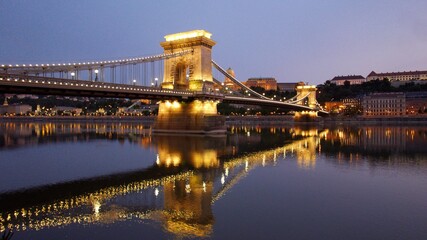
[1,0,426,85]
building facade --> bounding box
[330,75,365,85]
[362,92,406,116]
[324,101,344,113]
[0,104,32,115]
[367,70,427,82]
[244,78,277,91]
[277,82,299,92]
[406,92,427,115]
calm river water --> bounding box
[0,122,426,239]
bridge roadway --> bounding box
[0,73,328,115]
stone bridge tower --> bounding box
[154,30,225,134]
[160,30,216,91]
[294,84,319,121]
[295,84,317,108]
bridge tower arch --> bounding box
[154,30,225,134]
[294,84,319,121]
[295,85,317,108]
[160,30,216,91]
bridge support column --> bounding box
[294,111,319,122]
[153,100,226,134]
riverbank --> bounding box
[0,116,156,123]
[1,115,427,125]
[322,115,427,125]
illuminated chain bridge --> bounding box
[0,30,328,133]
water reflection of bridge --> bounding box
[0,123,326,237]
[4,124,426,237]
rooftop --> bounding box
[368,70,427,77]
[164,30,212,42]
[331,75,365,81]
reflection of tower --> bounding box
[2,97,8,106]
[289,128,319,168]
[163,175,214,237]
[295,137,317,169]
[224,67,239,91]
[153,135,224,237]
[154,135,224,168]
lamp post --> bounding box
[133,79,136,86]
[155,77,158,87]
[94,69,99,82]
[70,72,75,80]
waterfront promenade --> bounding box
[2,115,427,125]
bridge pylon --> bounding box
[294,84,319,121]
[154,30,225,134]
[160,30,216,92]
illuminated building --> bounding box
[53,106,82,116]
[277,82,298,92]
[362,92,427,116]
[244,77,277,91]
[405,91,427,115]
[330,75,365,85]
[366,70,427,82]
[324,101,344,113]
[362,92,405,116]
[0,103,32,115]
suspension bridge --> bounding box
[0,30,328,133]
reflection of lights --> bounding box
[154,188,159,197]
[247,131,250,137]
[225,167,229,177]
[221,174,225,185]
[1,171,194,232]
[245,160,249,172]
[156,154,160,165]
[93,200,101,216]
[202,182,206,193]
[262,154,266,167]
[185,183,191,193]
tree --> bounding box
[344,80,350,87]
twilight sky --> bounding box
[1,0,426,84]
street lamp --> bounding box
[70,72,75,80]
[94,69,99,82]
[155,77,158,87]
[133,79,136,86]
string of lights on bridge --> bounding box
[0,51,191,70]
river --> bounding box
[0,122,426,239]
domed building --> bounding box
[224,67,240,91]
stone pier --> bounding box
[153,100,226,134]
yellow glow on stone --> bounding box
[296,85,317,90]
[164,30,212,42]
